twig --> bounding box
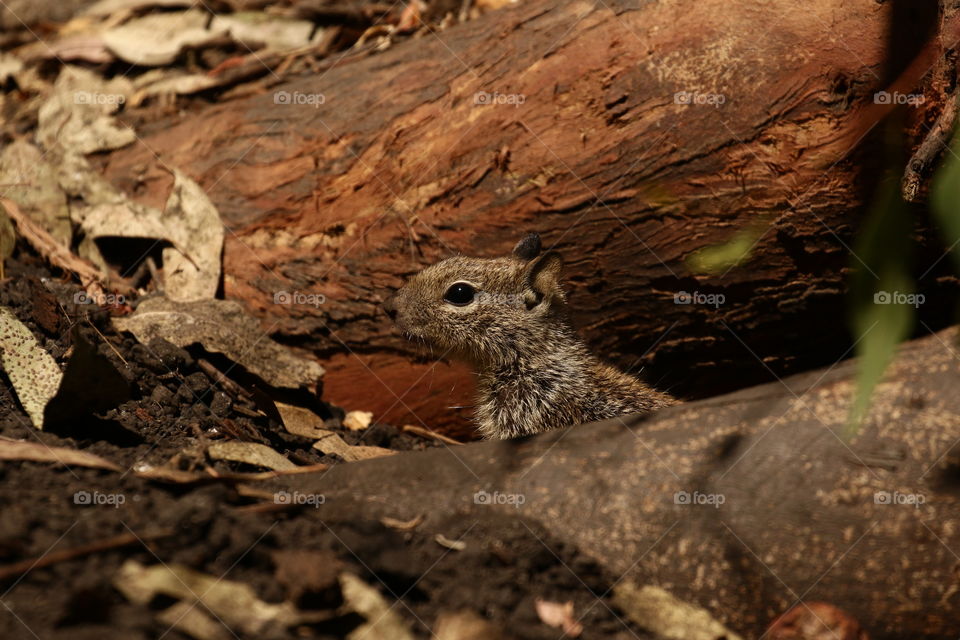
[401,424,464,445]
[0,529,173,582]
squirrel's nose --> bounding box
[382,293,398,320]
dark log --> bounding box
[101,0,957,435]
[278,327,960,639]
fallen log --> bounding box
[279,326,960,638]
[101,0,957,434]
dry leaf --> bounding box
[115,560,305,635]
[312,430,396,462]
[0,140,71,246]
[37,66,134,155]
[101,10,227,66]
[612,583,743,640]
[160,169,224,301]
[156,601,232,640]
[343,410,373,431]
[435,610,503,640]
[339,572,416,640]
[276,402,328,438]
[207,441,296,471]
[0,436,121,471]
[534,599,582,637]
[84,0,195,17]
[0,53,23,83]
[211,13,323,52]
[113,297,324,390]
[0,306,63,429]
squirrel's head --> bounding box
[383,233,567,365]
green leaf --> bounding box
[846,175,915,435]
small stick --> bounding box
[0,529,173,582]
[401,424,464,445]
[1,198,105,301]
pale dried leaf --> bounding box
[160,169,224,302]
[343,410,373,431]
[0,53,23,83]
[339,572,416,640]
[115,560,303,635]
[276,402,328,438]
[211,13,323,52]
[0,140,71,246]
[84,0,195,17]
[534,599,582,637]
[113,297,324,390]
[156,601,231,640]
[37,66,134,154]
[612,583,743,640]
[435,610,502,640]
[0,436,121,471]
[0,306,62,429]
[129,71,219,107]
[101,10,227,66]
[312,430,395,462]
[207,441,296,471]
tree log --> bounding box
[101,0,956,435]
[278,327,960,639]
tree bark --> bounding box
[101,0,955,435]
[279,327,960,639]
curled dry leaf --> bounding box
[339,572,416,640]
[211,13,324,52]
[207,440,297,471]
[0,436,121,471]
[113,297,324,390]
[0,306,63,430]
[343,410,373,431]
[612,583,743,640]
[534,599,582,637]
[311,430,396,462]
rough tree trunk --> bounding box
[277,327,960,639]
[101,0,955,435]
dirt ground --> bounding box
[0,245,655,639]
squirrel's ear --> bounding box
[523,251,562,308]
[512,232,541,260]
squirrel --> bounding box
[382,233,676,439]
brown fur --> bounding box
[383,233,675,439]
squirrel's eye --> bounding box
[443,282,475,306]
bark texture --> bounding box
[101,0,954,434]
[279,327,960,639]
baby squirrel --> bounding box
[383,233,675,439]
